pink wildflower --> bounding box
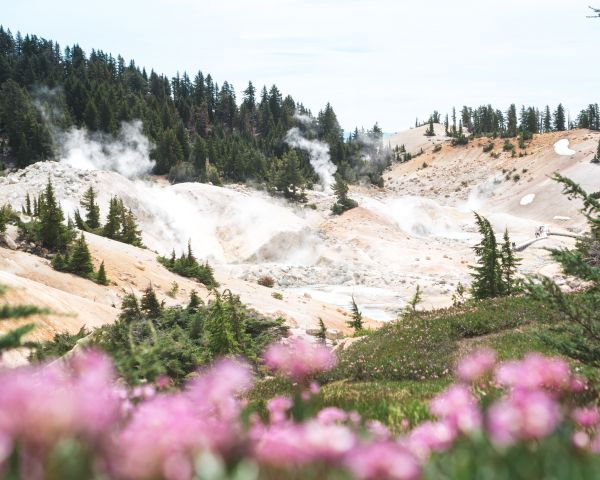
[346,442,421,480]
[572,431,590,449]
[317,407,348,425]
[456,348,496,383]
[263,338,335,383]
[430,384,482,433]
[572,407,600,428]
[267,396,292,424]
[487,389,561,446]
[495,354,570,391]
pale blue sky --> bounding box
[3,0,599,132]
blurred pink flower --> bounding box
[407,421,457,459]
[572,431,590,449]
[263,338,335,383]
[430,384,482,433]
[495,354,570,391]
[317,407,348,425]
[267,396,292,424]
[346,441,421,480]
[572,407,600,428]
[487,389,561,446]
[456,348,496,383]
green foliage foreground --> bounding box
[33,288,288,385]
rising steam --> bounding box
[59,121,155,179]
[285,125,337,192]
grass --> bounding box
[325,295,561,384]
[247,296,571,432]
[248,376,450,434]
[460,324,560,361]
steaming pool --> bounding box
[287,285,404,322]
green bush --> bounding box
[34,289,288,385]
[158,241,218,288]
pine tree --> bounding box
[187,290,202,312]
[96,261,109,285]
[80,186,101,230]
[500,229,520,295]
[103,196,123,239]
[507,104,518,137]
[119,293,142,323]
[470,213,503,299]
[527,174,600,367]
[203,292,239,358]
[270,150,306,202]
[316,317,327,343]
[120,208,143,246]
[543,105,552,132]
[67,234,94,277]
[24,193,32,216]
[424,118,435,137]
[331,175,358,215]
[0,284,40,353]
[141,285,162,318]
[37,178,68,250]
[347,295,364,332]
[554,104,566,131]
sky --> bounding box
[3,0,599,133]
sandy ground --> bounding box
[1,128,598,364]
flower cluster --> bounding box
[0,342,598,479]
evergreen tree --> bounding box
[500,229,520,295]
[141,285,162,318]
[543,105,552,132]
[424,118,435,137]
[24,193,32,216]
[506,104,518,137]
[316,317,327,343]
[187,290,202,312]
[120,208,143,247]
[68,233,94,276]
[80,186,101,230]
[103,196,123,239]
[203,292,239,358]
[96,261,109,286]
[36,178,69,250]
[270,150,306,202]
[347,295,364,332]
[554,104,566,131]
[527,174,600,367]
[470,213,503,299]
[0,284,41,354]
[331,174,358,215]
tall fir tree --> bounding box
[36,178,69,250]
[80,186,101,230]
[500,229,520,295]
[554,103,566,131]
[347,295,364,332]
[470,213,503,299]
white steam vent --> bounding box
[59,121,155,179]
[285,127,337,192]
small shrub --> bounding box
[513,174,521,182]
[167,281,179,297]
[271,292,283,300]
[503,140,515,152]
[483,142,494,153]
[257,275,275,288]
